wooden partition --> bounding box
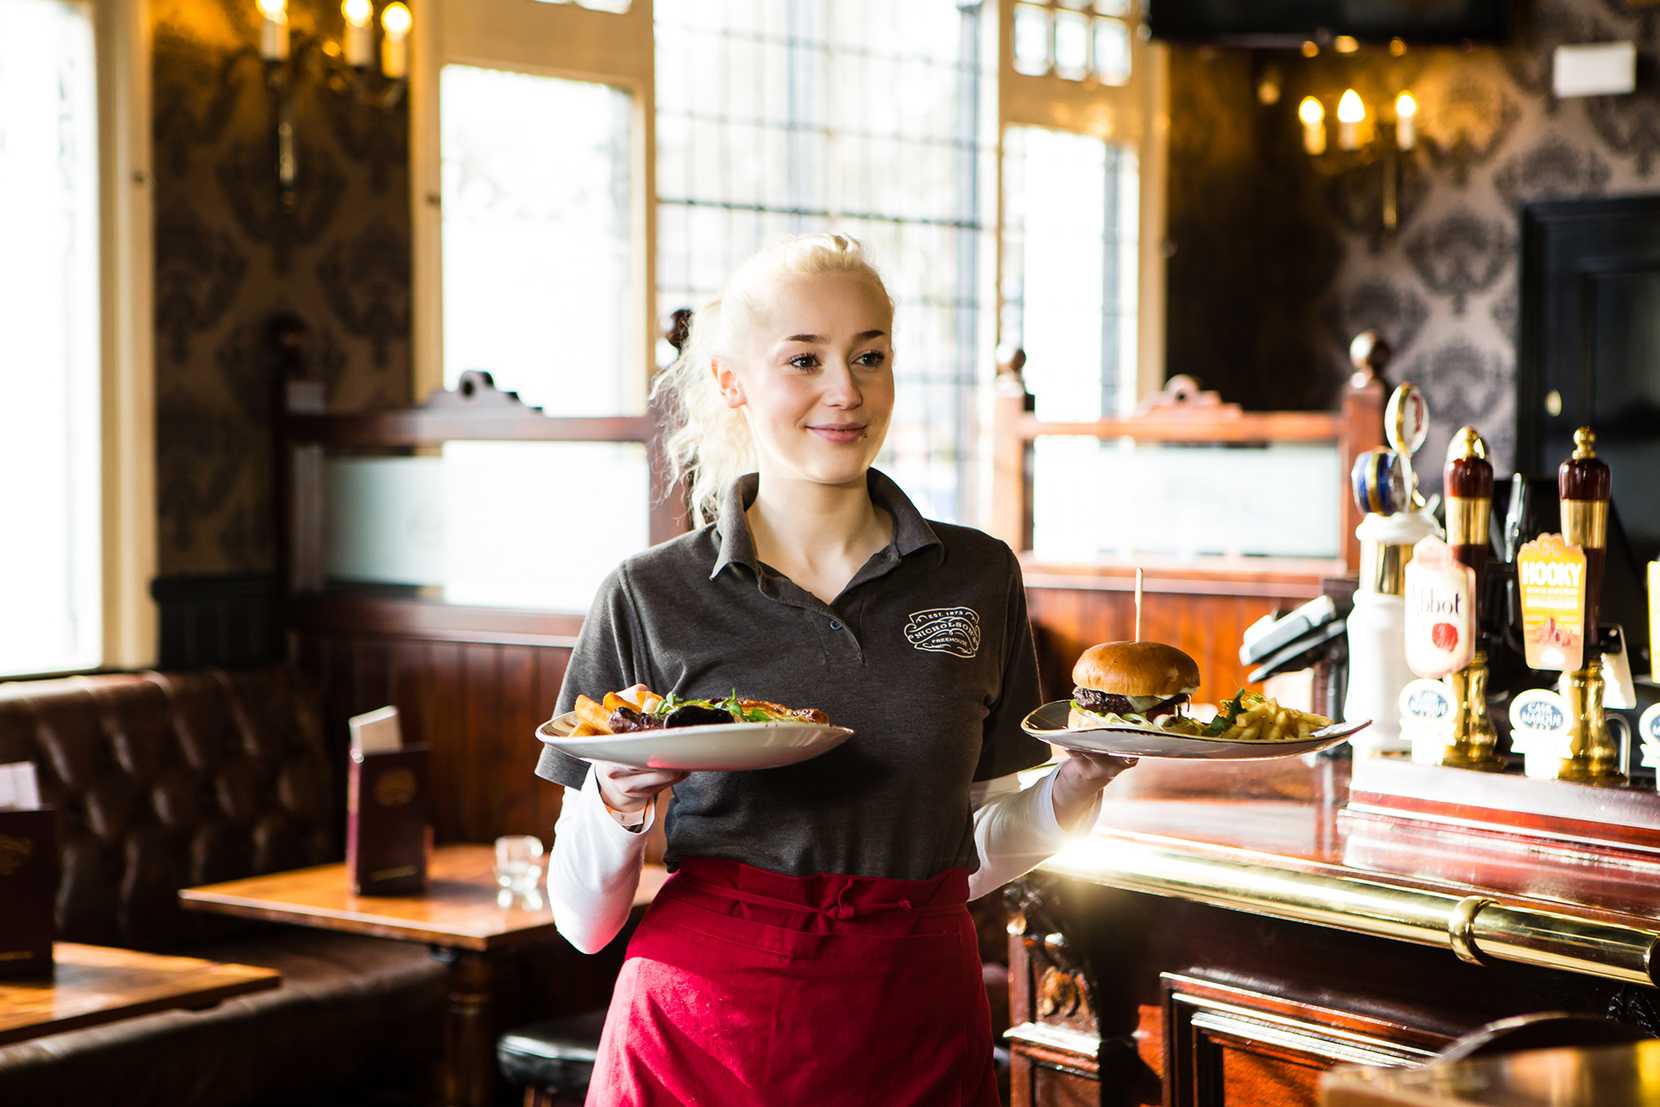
[992,355,1385,700]
[279,372,684,846]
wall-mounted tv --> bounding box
[1146,1,1509,46]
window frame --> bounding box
[410,0,657,413]
[996,0,1166,410]
[95,0,157,672]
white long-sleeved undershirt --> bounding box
[547,766,1101,955]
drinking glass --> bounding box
[494,834,545,894]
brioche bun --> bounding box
[1071,641,1200,698]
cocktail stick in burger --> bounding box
[1068,641,1201,730]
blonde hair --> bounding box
[651,232,895,526]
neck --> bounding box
[746,469,890,570]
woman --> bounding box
[535,233,1133,1106]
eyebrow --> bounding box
[782,330,888,343]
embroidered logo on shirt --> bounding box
[904,607,982,659]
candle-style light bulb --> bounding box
[1336,87,1365,150]
[342,0,374,67]
[1395,90,1417,150]
[380,2,412,79]
[1298,95,1326,156]
[256,0,290,61]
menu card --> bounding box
[345,707,431,896]
[0,762,55,979]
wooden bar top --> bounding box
[0,943,280,1047]
[1043,757,1660,985]
[180,843,668,953]
[1321,1040,1660,1106]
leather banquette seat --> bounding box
[0,667,445,1107]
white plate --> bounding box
[1019,700,1368,761]
[535,711,854,771]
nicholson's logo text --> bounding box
[904,607,982,659]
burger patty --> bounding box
[1072,687,1188,718]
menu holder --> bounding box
[0,763,55,979]
[345,707,431,896]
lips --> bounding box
[806,423,867,444]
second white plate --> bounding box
[535,711,854,771]
[1019,700,1367,760]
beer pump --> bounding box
[1439,427,1501,770]
[1555,427,1621,784]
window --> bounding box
[1013,0,1133,84]
[0,1,102,676]
[1001,125,1138,421]
[413,0,1165,540]
[654,0,996,522]
[439,66,635,414]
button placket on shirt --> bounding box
[751,568,865,662]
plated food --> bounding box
[569,684,832,736]
[539,684,851,771]
[1022,639,1365,760]
[1065,640,1333,742]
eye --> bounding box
[786,353,819,370]
[854,350,886,368]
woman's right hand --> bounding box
[594,761,688,816]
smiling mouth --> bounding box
[806,423,868,442]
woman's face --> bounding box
[715,271,895,488]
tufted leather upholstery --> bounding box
[0,668,337,951]
[0,667,446,1107]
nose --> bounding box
[822,361,864,410]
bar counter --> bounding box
[1005,756,1660,1107]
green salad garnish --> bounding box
[650,690,771,722]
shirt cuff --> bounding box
[1036,765,1102,839]
[582,765,657,836]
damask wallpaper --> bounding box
[152,0,411,576]
[1168,0,1660,492]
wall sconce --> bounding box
[1297,86,1416,234]
[255,0,411,209]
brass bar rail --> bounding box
[1041,839,1659,988]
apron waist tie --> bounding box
[678,875,922,920]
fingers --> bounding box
[1065,750,1139,783]
[593,761,688,812]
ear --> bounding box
[711,356,746,410]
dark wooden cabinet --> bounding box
[1161,975,1441,1107]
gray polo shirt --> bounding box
[533,469,1050,881]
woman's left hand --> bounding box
[1049,750,1137,832]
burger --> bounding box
[1068,641,1200,731]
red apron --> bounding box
[586,858,999,1107]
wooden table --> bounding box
[179,843,667,1107]
[0,942,280,1047]
[1321,1039,1660,1106]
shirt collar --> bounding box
[709,469,941,580]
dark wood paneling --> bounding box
[1026,585,1307,705]
[289,629,572,845]
[151,574,282,668]
[427,640,467,846]
[461,643,503,844]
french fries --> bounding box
[1203,692,1331,742]
[573,695,615,734]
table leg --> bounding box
[431,947,499,1107]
